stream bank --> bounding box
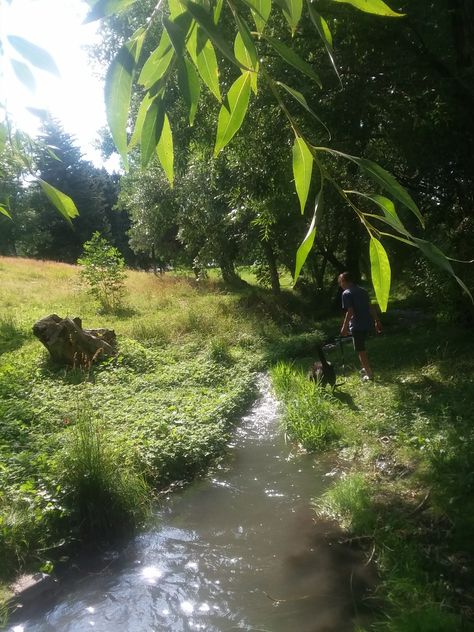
[7,376,375,632]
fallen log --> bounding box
[32,314,116,366]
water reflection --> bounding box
[10,376,374,631]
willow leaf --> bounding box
[370,237,391,312]
[39,179,79,225]
[246,0,272,33]
[0,204,12,219]
[7,36,59,76]
[105,28,146,169]
[178,58,201,125]
[293,136,313,214]
[319,147,423,226]
[141,99,165,168]
[157,114,174,187]
[187,27,221,101]
[181,0,244,69]
[138,31,174,89]
[10,59,36,92]
[214,72,251,156]
[330,0,404,17]
[307,3,341,83]
[275,0,303,34]
[265,35,322,87]
[294,204,318,283]
[234,33,258,93]
[128,92,154,150]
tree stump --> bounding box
[32,314,117,366]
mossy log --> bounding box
[32,314,116,366]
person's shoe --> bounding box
[362,373,373,382]
[359,368,367,376]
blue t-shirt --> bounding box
[342,285,372,332]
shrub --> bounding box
[60,407,150,539]
[77,232,126,312]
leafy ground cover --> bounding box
[1,256,317,613]
[273,315,474,630]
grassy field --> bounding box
[1,256,473,630]
[273,317,474,630]
[1,257,321,609]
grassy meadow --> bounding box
[273,321,474,630]
[1,256,474,630]
[0,256,323,607]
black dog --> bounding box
[308,345,336,389]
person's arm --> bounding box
[370,304,382,334]
[340,307,354,336]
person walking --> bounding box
[338,271,382,381]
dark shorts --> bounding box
[352,330,368,352]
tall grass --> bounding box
[271,362,341,451]
[61,405,151,538]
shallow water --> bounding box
[10,375,373,632]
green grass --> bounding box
[300,322,474,630]
[271,362,341,451]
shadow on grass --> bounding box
[333,389,359,411]
[0,318,28,356]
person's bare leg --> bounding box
[358,351,373,379]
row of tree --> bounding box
[1,0,472,314]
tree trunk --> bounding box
[33,315,116,366]
[262,240,280,295]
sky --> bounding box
[1,0,118,169]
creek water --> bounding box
[9,375,374,632]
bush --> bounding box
[78,232,126,312]
[60,407,150,538]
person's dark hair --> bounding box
[339,271,353,283]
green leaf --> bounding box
[7,36,59,76]
[38,179,79,224]
[276,81,330,136]
[105,28,146,169]
[307,3,341,83]
[10,59,36,92]
[357,158,423,226]
[157,113,174,187]
[233,13,258,69]
[84,0,138,22]
[0,204,12,219]
[214,72,252,156]
[128,91,154,150]
[346,191,408,234]
[275,0,303,34]
[370,237,391,312]
[214,0,224,23]
[177,57,201,125]
[246,0,272,33]
[234,33,258,93]
[141,99,165,168]
[138,31,174,89]
[187,27,221,101]
[169,0,186,18]
[292,136,313,214]
[294,201,319,283]
[181,0,245,69]
[163,14,192,57]
[319,147,423,225]
[413,239,473,302]
[264,35,322,87]
[330,0,404,17]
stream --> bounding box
[9,375,374,632]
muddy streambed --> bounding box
[8,376,374,631]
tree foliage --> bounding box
[85,0,472,307]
